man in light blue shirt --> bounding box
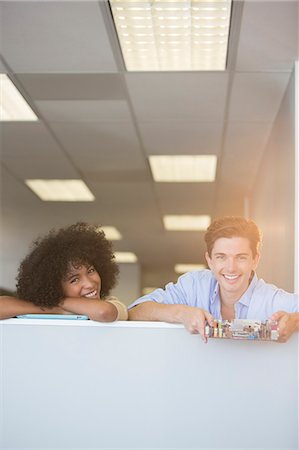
[129,216,299,342]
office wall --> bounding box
[250,71,296,291]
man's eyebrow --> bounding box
[213,252,250,256]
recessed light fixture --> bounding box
[149,155,217,182]
[175,263,206,274]
[0,74,38,121]
[114,252,138,263]
[25,179,95,201]
[100,226,122,240]
[163,214,211,230]
[109,0,232,71]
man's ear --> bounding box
[205,251,212,269]
[253,251,261,270]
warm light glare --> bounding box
[149,155,217,182]
[163,215,211,230]
[114,252,138,263]
[174,263,206,273]
[109,0,232,71]
[25,179,95,201]
[0,74,38,121]
[100,226,122,240]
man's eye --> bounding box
[216,255,224,260]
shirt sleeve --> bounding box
[251,280,299,320]
[105,297,128,321]
[128,271,202,310]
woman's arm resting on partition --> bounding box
[129,301,214,342]
[60,297,128,322]
[0,296,64,319]
[271,311,299,343]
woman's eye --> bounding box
[70,277,79,284]
[88,267,95,273]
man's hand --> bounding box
[271,311,299,343]
[180,307,214,343]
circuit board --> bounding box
[205,319,279,341]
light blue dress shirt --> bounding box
[129,270,299,321]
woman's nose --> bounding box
[82,275,94,287]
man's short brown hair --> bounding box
[204,216,262,257]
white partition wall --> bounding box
[295,61,298,289]
[295,60,299,447]
[0,320,298,450]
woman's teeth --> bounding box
[84,290,97,297]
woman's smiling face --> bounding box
[61,264,101,299]
[205,236,260,301]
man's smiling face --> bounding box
[205,236,260,301]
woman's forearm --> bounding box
[0,296,63,319]
[60,297,119,322]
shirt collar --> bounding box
[236,272,258,306]
[210,272,258,306]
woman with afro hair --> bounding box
[0,222,128,321]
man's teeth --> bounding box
[84,290,97,297]
[224,275,239,280]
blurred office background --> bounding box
[0,0,298,304]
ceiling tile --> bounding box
[0,123,79,179]
[235,1,297,72]
[35,100,133,122]
[139,122,223,155]
[125,73,229,122]
[228,72,291,122]
[154,184,217,215]
[17,74,127,101]
[220,121,272,190]
[50,121,146,171]
[0,1,117,73]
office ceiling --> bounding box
[0,0,298,291]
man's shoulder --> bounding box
[254,277,295,298]
[179,269,214,283]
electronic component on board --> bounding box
[204,319,279,341]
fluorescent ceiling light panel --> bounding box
[175,263,206,273]
[25,179,95,202]
[100,226,122,240]
[0,74,38,121]
[109,0,232,71]
[163,214,211,230]
[115,252,138,263]
[149,155,217,182]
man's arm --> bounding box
[0,296,64,319]
[129,301,214,342]
[271,311,299,342]
[60,297,127,322]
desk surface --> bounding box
[0,320,298,450]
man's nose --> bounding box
[226,257,237,272]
